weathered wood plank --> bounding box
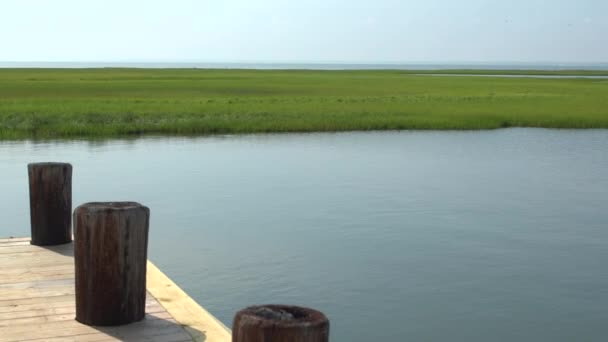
[0,301,166,321]
[0,315,187,342]
[0,294,75,308]
[0,241,31,247]
[0,278,73,290]
[0,299,74,314]
[0,237,31,243]
[147,261,231,342]
[0,243,73,254]
[0,310,172,328]
[0,257,73,269]
[0,237,238,341]
[0,286,75,301]
[0,263,74,276]
[0,250,74,259]
[24,331,194,342]
[0,272,74,285]
[0,304,77,320]
[0,296,158,314]
[0,261,72,271]
[20,332,115,342]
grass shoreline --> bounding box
[1,68,607,140]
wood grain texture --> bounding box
[0,238,31,243]
[74,202,150,326]
[0,237,195,342]
[233,305,329,342]
[28,163,72,246]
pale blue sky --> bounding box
[1,0,606,63]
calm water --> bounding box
[1,129,607,341]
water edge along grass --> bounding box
[0,68,607,139]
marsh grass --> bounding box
[0,68,607,139]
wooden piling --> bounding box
[28,162,72,246]
[74,202,150,326]
[233,305,329,342]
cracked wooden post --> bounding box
[28,162,72,246]
[74,202,150,326]
[233,305,329,342]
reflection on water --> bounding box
[1,128,607,342]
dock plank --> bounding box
[0,237,31,242]
[0,244,73,254]
[0,238,231,342]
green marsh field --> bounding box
[0,68,607,139]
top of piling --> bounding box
[28,162,72,168]
[75,202,148,213]
[236,305,328,328]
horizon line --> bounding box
[1,60,607,65]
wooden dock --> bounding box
[0,237,231,342]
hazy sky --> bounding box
[1,0,606,63]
